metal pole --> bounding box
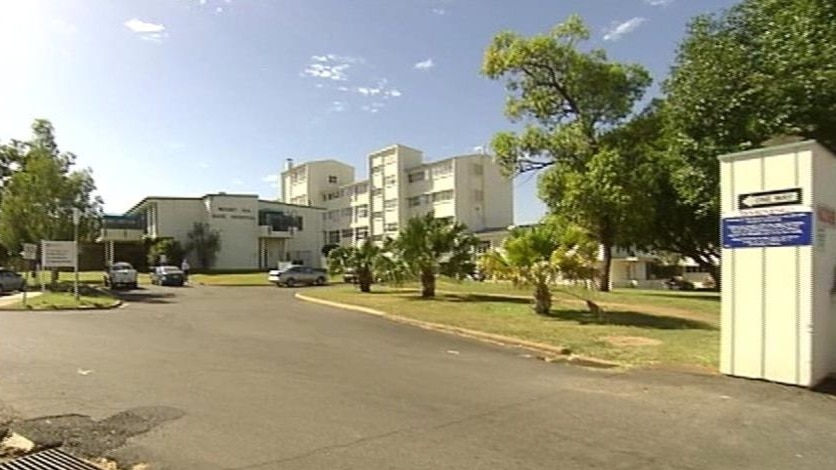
[74,221,79,301]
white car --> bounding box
[104,262,139,290]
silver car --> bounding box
[268,266,328,287]
[0,268,26,295]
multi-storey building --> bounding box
[281,144,514,246]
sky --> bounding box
[0,0,737,224]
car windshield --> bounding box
[112,263,133,271]
[160,266,182,273]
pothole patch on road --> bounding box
[0,407,184,469]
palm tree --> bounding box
[478,225,561,315]
[389,212,479,298]
[327,241,382,293]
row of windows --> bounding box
[324,223,400,244]
[408,190,454,207]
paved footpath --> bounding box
[0,285,834,469]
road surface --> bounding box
[0,285,834,469]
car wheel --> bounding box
[285,278,295,288]
[315,277,326,286]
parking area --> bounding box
[0,284,834,469]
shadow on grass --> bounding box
[400,292,716,331]
[543,309,716,331]
[625,292,721,303]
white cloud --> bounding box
[331,101,346,112]
[361,102,385,114]
[124,18,166,33]
[141,32,169,43]
[262,174,280,187]
[414,58,434,70]
[215,6,223,13]
[603,17,647,42]
[301,55,364,82]
[473,145,485,154]
[644,0,674,6]
[432,8,445,15]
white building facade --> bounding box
[282,144,514,246]
[125,193,325,270]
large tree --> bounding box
[482,15,654,292]
[184,222,221,270]
[389,212,479,298]
[0,120,103,259]
[662,0,836,281]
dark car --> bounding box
[151,265,186,286]
[0,268,26,295]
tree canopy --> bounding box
[0,120,103,256]
[482,15,653,291]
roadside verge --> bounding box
[295,292,623,369]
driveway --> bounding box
[0,285,834,469]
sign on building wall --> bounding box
[738,187,803,210]
[41,241,77,268]
[722,212,813,249]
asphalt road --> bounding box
[0,285,835,469]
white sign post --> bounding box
[72,209,80,301]
[41,240,78,297]
[20,243,38,308]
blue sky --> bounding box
[0,0,736,224]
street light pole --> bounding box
[72,208,80,301]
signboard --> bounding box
[722,212,813,249]
[21,243,37,261]
[41,241,77,268]
[738,188,802,210]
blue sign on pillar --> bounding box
[722,212,813,248]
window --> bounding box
[432,190,454,203]
[327,210,340,220]
[431,162,453,178]
[355,205,368,219]
[342,229,353,238]
[326,191,340,201]
[373,211,383,220]
[355,183,368,195]
[289,170,306,184]
[328,175,338,184]
[372,234,383,242]
[385,223,399,232]
[341,207,353,218]
[372,165,383,175]
[371,188,383,197]
[384,175,396,186]
[356,227,369,240]
[328,230,341,244]
[384,153,396,164]
[408,171,425,183]
[384,199,398,211]
[340,188,350,198]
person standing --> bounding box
[181,259,190,284]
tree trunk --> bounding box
[533,281,552,315]
[599,243,612,292]
[420,269,436,298]
[358,268,372,293]
[702,261,721,292]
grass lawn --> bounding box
[420,279,720,320]
[7,290,120,310]
[305,285,719,369]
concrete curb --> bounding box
[294,293,623,370]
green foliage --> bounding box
[328,241,382,292]
[184,222,221,269]
[0,120,103,253]
[388,212,479,298]
[482,16,653,292]
[147,238,186,267]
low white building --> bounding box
[123,193,325,270]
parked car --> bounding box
[342,268,358,284]
[104,262,138,289]
[150,265,185,287]
[664,276,695,291]
[268,266,328,287]
[0,268,26,295]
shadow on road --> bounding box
[111,288,177,304]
